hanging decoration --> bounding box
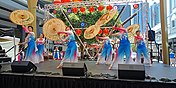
[67,8,72,13]
[53,10,57,14]
[72,7,78,13]
[98,29,103,35]
[80,7,86,13]
[76,29,82,36]
[89,6,95,13]
[61,0,71,3]
[133,4,139,9]
[103,28,109,35]
[72,0,82,2]
[53,0,61,4]
[98,5,104,12]
[106,5,113,11]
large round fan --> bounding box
[84,25,100,39]
[43,18,66,41]
[95,9,117,26]
[10,10,34,25]
[126,24,140,43]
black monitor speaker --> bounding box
[0,45,2,50]
[62,62,87,76]
[148,30,155,41]
[11,61,37,73]
[118,64,145,80]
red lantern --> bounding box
[53,10,57,14]
[133,4,139,9]
[103,28,109,35]
[106,5,113,11]
[72,0,82,2]
[98,29,103,35]
[80,7,86,13]
[61,0,71,3]
[72,7,78,13]
[98,5,104,12]
[89,6,95,13]
[76,29,82,36]
[53,0,61,4]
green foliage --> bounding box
[54,7,121,44]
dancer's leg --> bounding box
[142,47,152,66]
[105,48,112,64]
[124,44,131,64]
[96,48,107,64]
[136,48,142,64]
[109,46,124,69]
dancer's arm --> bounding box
[97,36,109,40]
[58,31,72,35]
[113,27,126,32]
[135,36,143,40]
[18,34,30,45]
[95,36,104,44]
[110,27,122,36]
[22,25,29,33]
[58,35,69,43]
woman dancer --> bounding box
[36,33,45,63]
[109,24,132,69]
[134,30,152,66]
[57,26,78,68]
[19,25,38,63]
[96,34,112,65]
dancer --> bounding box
[19,25,38,63]
[96,34,112,65]
[36,33,45,63]
[109,24,132,69]
[57,26,78,68]
[134,30,152,66]
[53,46,62,60]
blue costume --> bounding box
[25,32,38,63]
[53,49,62,60]
[135,36,150,64]
[61,31,78,63]
[36,38,45,63]
[117,32,131,63]
[96,37,112,64]
[109,31,132,69]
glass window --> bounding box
[174,0,176,8]
[172,20,175,27]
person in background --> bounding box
[170,49,175,66]
[53,46,62,60]
[17,47,24,61]
[36,33,45,63]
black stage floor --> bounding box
[1,60,176,80]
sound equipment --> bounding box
[148,30,155,41]
[11,61,37,73]
[62,62,87,76]
[118,64,145,80]
[0,45,2,50]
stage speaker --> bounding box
[148,30,155,41]
[118,64,145,80]
[62,62,87,76]
[11,61,37,73]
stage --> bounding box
[0,60,176,88]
